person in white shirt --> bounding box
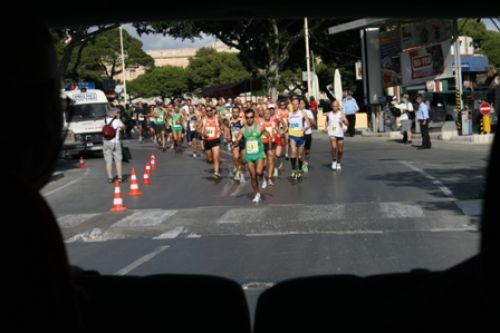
[103,108,125,183]
[395,94,414,144]
[324,100,349,170]
[299,99,316,173]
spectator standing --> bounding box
[103,107,125,183]
[415,94,431,149]
[342,90,359,137]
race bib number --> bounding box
[265,126,273,135]
[331,125,339,132]
[231,131,239,142]
[138,114,145,121]
[289,123,303,137]
[246,139,259,154]
[206,126,216,138]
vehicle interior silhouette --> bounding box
[8,5,498,332]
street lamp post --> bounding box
[119,26,128,105]
[304,17,312,98]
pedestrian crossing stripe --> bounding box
[59,200,478,243]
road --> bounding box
[43,133,491,315]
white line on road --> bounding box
[65,227,104,243]
[242,282,275,290]
[59,213,100,228]
[112,210,178,227]
[115,245,170,276]
[399,161,455,200]
[43,168,90,196]
[429,227,478,232]
[153,226,185,239]
[245,230,385,237]
[379,202,424,218]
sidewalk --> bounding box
[360,127,495,145]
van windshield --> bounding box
[68,103,107,120]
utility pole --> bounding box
[453,20,463,134]
[119,25,128,105]
[304,17,312,98]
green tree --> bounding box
[458,19,500,66]
[309,26,360,90]
[316,63,336,98]
[186,47,251,93]
[128,66,188,100]
[50,25,119,81]
[278,68,306,95]
[67,28,154,83]
[134,19,327,100]
[481,30,500,67]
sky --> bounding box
[482,18,500,31]
[123,23,215,50]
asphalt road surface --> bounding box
[43,133,491,316]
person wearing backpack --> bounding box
[103,107,124,183]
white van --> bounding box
[62,88,109,157]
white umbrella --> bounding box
[334,69,343,107]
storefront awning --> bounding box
[453,55,489,72]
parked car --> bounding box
[423,91,458,122]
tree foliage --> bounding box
[50,25,119,81]
[128,66,188,100]
[134,19,327,99]
[52,28,154,84]
[309,25,360,89]
[186,48,251,93]
[458,19,500,66]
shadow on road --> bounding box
[366,167,486,201]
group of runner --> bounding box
[128,96,349,203]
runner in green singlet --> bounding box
[233,108,269,204]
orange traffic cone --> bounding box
[79,156,87,168]
[128,168,142,196]
[143,167,152,185]
[150,154,157,170]
[110,181,126,212]
[145,162,152,175]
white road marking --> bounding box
[242,282,275,290]
[153,226,185,239]
[379,202,424,218]
[58,213,99,228]
[400,161,455,200]
[65,227,104,243]
[429,226,478,232]
[297,204,345,221]
[245,230,384,237]
[217,207,267,224]
[112,210,178,227]
[43,168,90,197]
[115,245,170,276]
